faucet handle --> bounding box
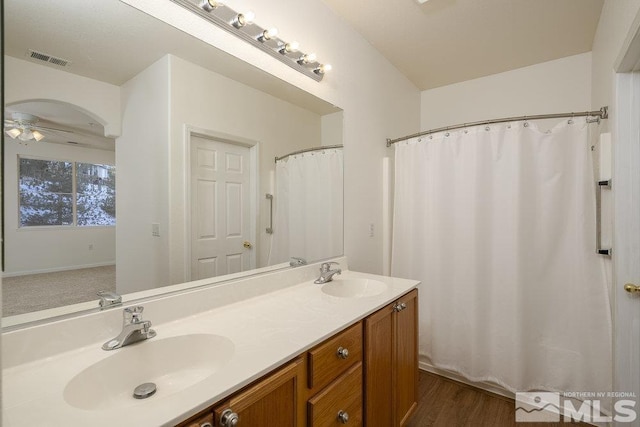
[124,306,145,324]
[320,262,340,272]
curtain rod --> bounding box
[275,144,343,162]
[386,106,609,147]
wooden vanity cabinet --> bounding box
[175,288,418,427]
[364,289,418,427]
[212,357,304,427]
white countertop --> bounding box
[2,269,419,427]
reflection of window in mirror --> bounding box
[18,158,116,227]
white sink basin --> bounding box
[64,334,234,411]
[321,278,387,298]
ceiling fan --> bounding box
[4,112,73,142]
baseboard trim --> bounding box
[2,262,115,278]
[418,361,515,400]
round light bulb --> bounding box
[233,10,254,28]
[315,63,332,75]
[298,53,317,65]
[201,0,220,11]
[287,41,299,52]
[241,10,255,25]
[265,27,278,39]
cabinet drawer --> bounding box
[308,322,362,391]
[308,362,362,426]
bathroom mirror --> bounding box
[2,0,344,325]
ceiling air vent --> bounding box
[27,50,71,67]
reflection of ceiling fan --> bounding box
[4,112,73,142]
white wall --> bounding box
[117,56,171,294]
[3,141,115,276]
[421,52,593,131]
[591,0,640,116]
[122,0,421,276]
[168,55,322,283]
[321,111,344,147]
[4,56,121,137]
[3,57,119,276]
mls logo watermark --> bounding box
[515,392,561,422]
[516,391,637,423]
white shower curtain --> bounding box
[391,120,612,394]
[268,148,343,265]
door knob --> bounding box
[624,283,640,294]
[243,241,253,249]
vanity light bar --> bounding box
[170,0,331,82]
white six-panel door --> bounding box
[190,135,252,280]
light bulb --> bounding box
[243,10,255,24]
[258,27,278,42]
[200,0,220,11]
[32,130,45,141]
[298,53,317,64]
[232,10,255,28]
[314,64,332,75]
[279,41,299,54]
[5,128,21,139]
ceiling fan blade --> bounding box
[32,125,75,134]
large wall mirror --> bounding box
[2,0,344,326]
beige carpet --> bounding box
[2,265,116,317]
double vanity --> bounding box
[2,258,419,426]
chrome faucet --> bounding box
[290,257,307,267]
[314,262,342,284]
[97,290,122,309]
[102,306,156,351]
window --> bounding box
[19,157,116,227]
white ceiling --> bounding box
[322,0,604,90]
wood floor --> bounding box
[406,370,587,427]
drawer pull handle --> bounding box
[338,410,349,424]
[200,423,213,427]
[394,302,407,312]
[337,347,349,359]
[220,409,239,427]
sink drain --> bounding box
[133,382,157,399]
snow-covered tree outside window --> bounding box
[76,163,116,226]
[18,157,116,227]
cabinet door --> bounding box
[395,289,418,426]
[214,358,303,427]
[364,303,395,427]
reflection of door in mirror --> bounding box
[190,134,255,280]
